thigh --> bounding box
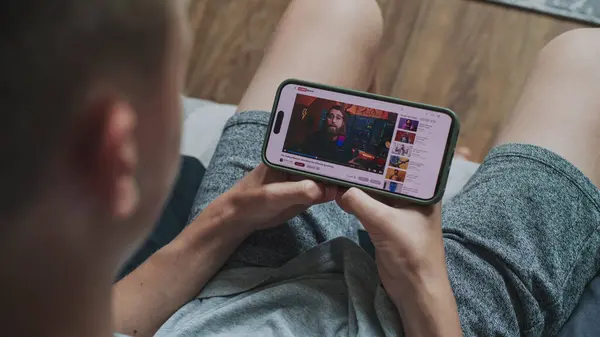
[442,144,600,336]
[444,28,600,336]
[189,0,384,267]
[495,28,600,187]
[236,0,383,113]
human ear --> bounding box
[75,100,140,220]
[105,104,139,219]
[70,98,140,219]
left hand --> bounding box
[222,164,337,233]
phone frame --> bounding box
[261,79,460,205]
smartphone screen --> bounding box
[264,82,457,201]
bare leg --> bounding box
[442,29,600,336]
[191,0,384,268]
[236,0,384,113]
[495,28,600,187]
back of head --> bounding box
[0,1,178,335]
[0,0,169,223]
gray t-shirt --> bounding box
[153,237,403,336]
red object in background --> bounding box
[348,107,389,120]
[355,150,386,169]
[358,151,375,160]
[295,94,317,110]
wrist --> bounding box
[388,273,461,337]
[389,271,453,308]
[176,193,251,251]
[384,251,451,301]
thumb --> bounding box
[337,188,394,233]
[262,180,336,207]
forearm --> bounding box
[112,195,248,337]
[390,273,462,337]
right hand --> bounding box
[336,188,449,299]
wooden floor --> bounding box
[186,0,585,162]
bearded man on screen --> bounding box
[301,105,354,164]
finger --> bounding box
[260,164,287,184]
[337,188,395,232]
[337,187,407,209]
[455,146,472,160]
[262,180,329,207]
[286,176,338,201]
[250,163,270,178]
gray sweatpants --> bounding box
[190,111,600,336]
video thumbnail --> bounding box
[384,180,402,193]
[399,118,419,132]
[392,143,412,157]
[283,94,398,174]
[386,168,406,183]
[389,156,410,170]
[395,131,416,144]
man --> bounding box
[401,119,416,132]
[2,1,600,337]
[300,105,355,163]
[395,143,409,156]
[399,144,407,156]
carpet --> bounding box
[480,0,600,25]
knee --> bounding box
[328,0,384,31]
[293,0,384,44]
[538,28,600,76]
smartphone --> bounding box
[262,79,460,205]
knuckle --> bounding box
[261,185,277,202]
[300,180,319,200]
[344,188,362,206]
